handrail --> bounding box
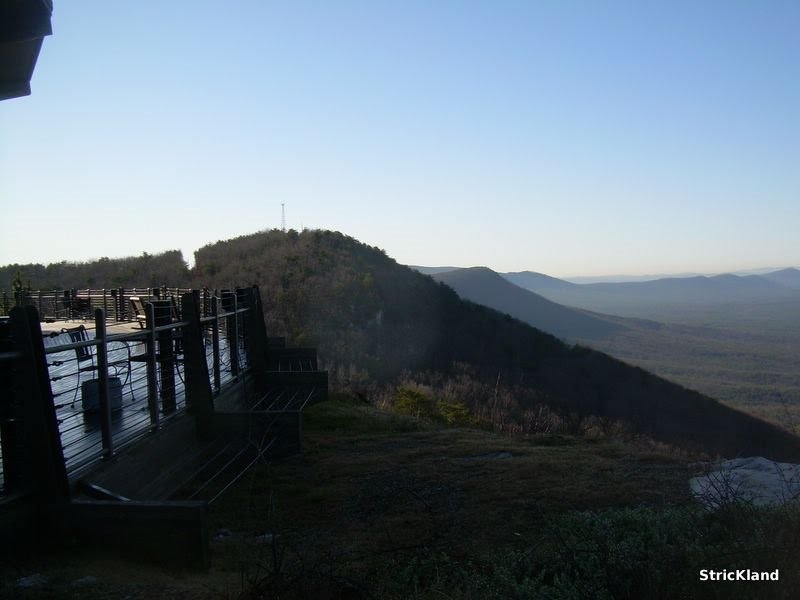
[0,285,291,511]
[33,295,249,351]
[106,331,149,344]
[2,287,198,320]
[31,294,254,482]
[44,331,151,352]
[199,307,248,323]
[43,309,247,354]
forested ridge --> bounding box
[6,229,800,459]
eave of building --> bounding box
[0,0,53,101]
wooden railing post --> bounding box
[243,286,270,392]
[94,309,114,459]
[157,303,176,415]
[145,303,159,430]
[211,296,221,393]
[181,292,214,440]
[229,292,240,380]
[245,286,269,370]
[118,287,125,321]
[110,288,118,322]
[8,306,69,503]
[69,289,76,320]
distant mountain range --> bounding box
[564,267,798,284]
[407,266,800,315]
[503,271,578,294]
[424,264,800,430]
[761,268,800,290]
[412,266,800,286]
[503,268,800,315]
[433,267,625,340]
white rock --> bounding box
[690,456,800,509]
[16,574,47,588]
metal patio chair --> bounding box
[55,325,131,409]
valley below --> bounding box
[577,311,800,429]
[431,266,800,431]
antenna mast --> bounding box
[281,203,286,232]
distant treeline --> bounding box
[0,250,191,291]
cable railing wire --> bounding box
[2,287,198,321]
[33,295,252,481]
[2,287,295,509]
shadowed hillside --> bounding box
[504,270,579,293]
[434,266,800,428]
[434,267,625,340]
[192,229,800,461]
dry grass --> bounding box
[1,396,695,599]
[208,397,693,595]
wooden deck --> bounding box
[8,319,247,484]
[2,295,326,496]
[0,314,321,494]
[1,288,328,567]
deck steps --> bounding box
[77,413,282,503]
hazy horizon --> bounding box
[2,2,798,276]
[2,232,796,285]
[3,231,798,280]
[410,261,799,282]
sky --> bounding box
[1,1,798,277]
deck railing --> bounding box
[1,287,197,321]
[0,286,325,566]
[0,289,254,493]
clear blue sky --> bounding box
[1,0,798,277]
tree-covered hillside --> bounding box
[194,229,568,379]
[193,229,800,461]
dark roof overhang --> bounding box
[0,0,53,101]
